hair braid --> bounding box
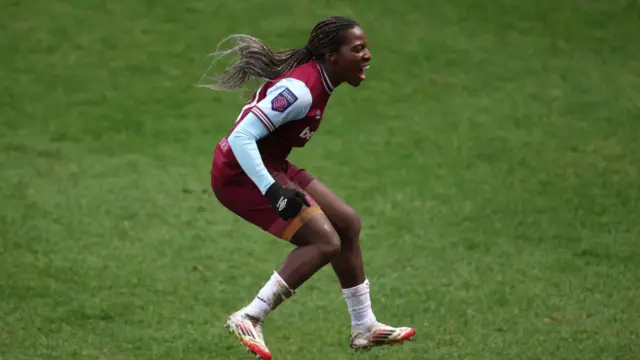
[305,16,359,58]
[198,16,359,91]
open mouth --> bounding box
[358,64,370,80]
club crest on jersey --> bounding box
[271,88,298,113]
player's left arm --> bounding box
[227,78,313,195]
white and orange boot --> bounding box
[224,271,295,359]
[341,279,416,351]
[224,309,272,360]
[349,322,416,351]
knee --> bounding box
[292,215,342,257]
[316,224,342,258]
[336,207,362,243]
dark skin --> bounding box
[275,26,372,290]
[323,26,372,88]
[278,179,365,289]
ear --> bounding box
[324,51,338,63]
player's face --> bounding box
[330,26,371,87]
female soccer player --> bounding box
[202,16,415,359]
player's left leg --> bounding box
[286,166,416,351]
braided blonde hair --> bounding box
[198,16,359,91]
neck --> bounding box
[318,61,342,88]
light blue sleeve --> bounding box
[227,78,313,194]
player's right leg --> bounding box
[212,171,341,359]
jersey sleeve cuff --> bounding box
[260,179,276,195]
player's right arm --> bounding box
[227,77,313,219]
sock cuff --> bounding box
[273,271,295,297]
[341,278,370,297]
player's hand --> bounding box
[265,182,310,220]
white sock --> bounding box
[342,279,377,331]
[244,271,294,321]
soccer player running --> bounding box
[202,16,415,359]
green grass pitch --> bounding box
[1,0,639,359]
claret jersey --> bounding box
[212,59,335,194]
